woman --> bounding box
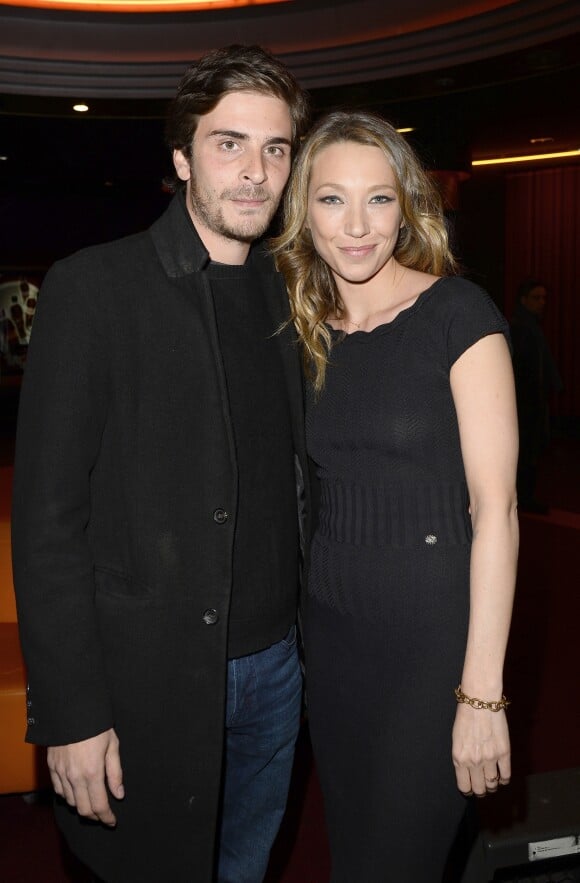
[273,111,518,882]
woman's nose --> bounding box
[344,203,369,238]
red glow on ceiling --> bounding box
[0,0,289,12]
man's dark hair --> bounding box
[165,44,310,190]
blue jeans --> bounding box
[216,625,303,883]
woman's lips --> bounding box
[338,245,376,257]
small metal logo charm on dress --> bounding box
[424,534,438,545]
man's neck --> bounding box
[186,205,250,267]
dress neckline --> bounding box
[325,276,446,340]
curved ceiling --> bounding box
[0,0,578,96]
[2,0,286,11]
[0,0,578,274]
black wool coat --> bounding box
[11,194,310,883]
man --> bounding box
[510,278,563,512]
[12,45,310,883]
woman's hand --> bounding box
[451,702,511,797]
[450,332,517,799]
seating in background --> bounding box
[0,467,48,794]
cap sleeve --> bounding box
[439,277,510,369]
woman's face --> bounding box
[306,141,403,290]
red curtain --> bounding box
[504,165,580,418]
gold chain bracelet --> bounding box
[454,685,511,712]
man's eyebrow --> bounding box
[208,129,292,146]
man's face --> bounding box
[522,285,547,317]
[173,90,293,263]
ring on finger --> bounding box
[485,774,500,784]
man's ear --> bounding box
[173,149,191,182]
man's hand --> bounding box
[47,728,124,826]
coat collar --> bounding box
[149,191,276,279]
[149,192,210,277]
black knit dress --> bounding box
[303,277,509,883]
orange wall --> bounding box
[0,468,17,622]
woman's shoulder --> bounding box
[418,275,509,368]
[420,275,503,320]
[426,274,488,302]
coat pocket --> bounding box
[94,565,153,602]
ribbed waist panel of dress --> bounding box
[316,477,472,547]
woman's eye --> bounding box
[370,195,395,204]
[319,195,342,205]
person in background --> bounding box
[273,110,519,883]
[12,44,310,883]
[510,278,563,513]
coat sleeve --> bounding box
[11,257,114,746]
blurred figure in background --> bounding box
[511,278,563,513]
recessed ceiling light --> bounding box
[530,136,554,144]
[0,155,8,161]
[396,127,415,134]
[73,103,89,113]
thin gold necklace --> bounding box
[341,264,407,332]
[341,316,362,331]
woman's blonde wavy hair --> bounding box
[271,110,457,392]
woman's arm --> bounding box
[449,331,519,796]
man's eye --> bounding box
[220,141,238,151]
[265,145,285,157]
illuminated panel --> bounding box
[473,149,580,166]
[0,0,289,11]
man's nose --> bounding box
[241,150,267,185]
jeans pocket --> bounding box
[281,623,297,649]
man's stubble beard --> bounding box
[188,174,279,245]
